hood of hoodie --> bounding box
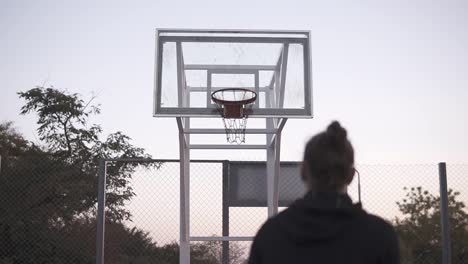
[277,192,363,244]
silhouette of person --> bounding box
[248,121,400,264]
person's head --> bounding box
[301,121,355,193]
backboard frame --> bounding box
[153,28,313,118]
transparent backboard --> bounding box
[154,29,312,118]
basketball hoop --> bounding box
[211,88,257,144]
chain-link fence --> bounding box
[446,165,468,263]
[1,157,467,264]
[350,164,467,264]
[0,155,97,264]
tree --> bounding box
[395,187,468,264]
[18,86,153,222]
[1,86,158,263]
[150,240,246,264]
[0,121,31,157]
[191,240,246,264]
[0,122,98,263]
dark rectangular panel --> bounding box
[228,161,305,207]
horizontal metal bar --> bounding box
[185,64,276,71]
[160,35,307,44]
[102,159,303,164]
[188,86,269,92]
[103,159,229,163]
[154,114,313,119]
[210,69,257,74]
[190,144,268,149]
[190,236,254,241]
[102,158,162,163]
[157,28,311,35]
[185,129,277,134]
[154,107,311,118]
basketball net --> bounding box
[211,89,257,144]
[221,110,250,144]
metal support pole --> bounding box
[278,43,289,109]
[266,119,276,217]
[266,140,277,217]
[266,120,284,217]
[273,130,281,211]
[178,117,190,264]
[439,162,452,264]
[96,159,107,264]
[222,160,230,264]
[266,118,286,218]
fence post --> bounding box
[439,162,452,264]
[222,160,230,264]
[96,159,107,264]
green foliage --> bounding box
[0,127,97,263]
[191,240,246,264]
[0,86,158,263]
[18,87,100,158]
[0,121,32,157]
[18,86,153,222]
[395,187,468,264]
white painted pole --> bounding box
[272,130,282,214]
[177,118,190,264]
[266,140,275,217]
[266,119,286,218]
[266,118,279,217]
[266,139,278,217]
[278,44,289,109]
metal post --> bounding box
[222,160,230,264]
[278,43,289,109]
[266,138,277,217]
[254,71,260,109]
[266,119,286,218]
[178,118,190,264]
[272,130,281,212]
[266,118,277,217]
[439,162,452,264]
[176,42,183,108]
[96,159,107,264]
[268,131,282,217]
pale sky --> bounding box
[1,0,468,252]
[1,0,467,163]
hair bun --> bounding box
[326,121,347,144]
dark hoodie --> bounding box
[248,192,400,264]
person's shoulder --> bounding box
[360,211,400,262]
[256,211,282,234]
[254,207,290,240]
[360,211,397,238]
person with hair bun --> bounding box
[248,121,400,264]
